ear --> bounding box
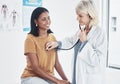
[34,19,37,25]
[88,15,92,19]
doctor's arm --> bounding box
[46,31,79,50]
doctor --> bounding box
[46,0,107,84]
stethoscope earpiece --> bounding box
[79,24,86,30]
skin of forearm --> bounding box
[55,62,68,80]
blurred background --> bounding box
[0,0,120,84]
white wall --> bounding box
[108,0,120,67]
[0,0,101,84]
[0,0,26,84]
[0,32,26,84]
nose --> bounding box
[45,20,50,26]
[47,18,51,24]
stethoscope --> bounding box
[57,24,85,50]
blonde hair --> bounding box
[76,0,98,28]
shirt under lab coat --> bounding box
[58,26,107,84]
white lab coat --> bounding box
[59,26,107,84]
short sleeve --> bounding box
[49,34,57,41]
[24,37,36,55]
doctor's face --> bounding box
[76,11,91,26]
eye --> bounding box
[40,16,50,21]
[79,14,84,17]
[41,17,46,21]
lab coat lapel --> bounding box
[87,26,96,41]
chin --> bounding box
[47,28,50,30]
[43,27,49,30]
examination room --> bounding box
[0,0,120,84]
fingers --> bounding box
[46,42,52,47]
[46,42,52,51]
[45,42,58,50]
[67,81,72,84]
[45,41,58,51]
[46,45,54,51]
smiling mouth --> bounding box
[46,25,50,27]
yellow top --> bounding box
[21,33,56,78]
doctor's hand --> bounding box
[46,41,58,51]
[79,29,87,42]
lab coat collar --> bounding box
[87,26,96,40]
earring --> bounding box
[36,24,38,27]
